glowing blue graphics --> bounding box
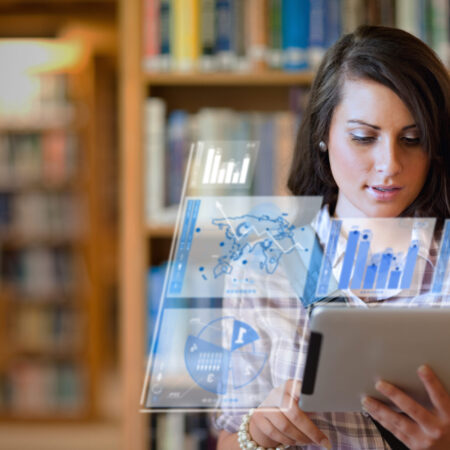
[317,218,436,297]
[146,309,276,409]
[432,220,450,294]
[185,317,266,395]
[167,196,323,299]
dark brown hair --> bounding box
[288,25,450,219]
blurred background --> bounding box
[0,0,448,449]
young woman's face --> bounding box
[328,78,430,218]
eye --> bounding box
[401,136,421,146]
[350,134,377,144]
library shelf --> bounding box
[144,70,315,86]
[146,224,174,239]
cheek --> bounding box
[410,155,430,189]
[328,143,370,185]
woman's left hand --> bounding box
[362,365,450,449]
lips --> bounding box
[366,185,403,201]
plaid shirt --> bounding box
[212,206,449,449]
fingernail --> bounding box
[375,380,387,391]
[418,365,428,376]
[320,438,332,449]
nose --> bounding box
[374,138,402,176]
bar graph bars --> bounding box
[317,220,423,296]
[432,220,450,294]
[202,147,250,185]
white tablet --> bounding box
[299,305,450,412]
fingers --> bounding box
[256,411,312,446]
[374,379,437,434]
[418,365,450,417]
[251,380,332,449]
[251,413,299,446]
[283,401,330,446]
[362,396,418,447]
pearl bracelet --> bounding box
[237,408,289,450]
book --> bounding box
[267,0,283,69]
[173,0,200,71]
[246,0,268,71]
[200,0,217,71]
[428,0,449,65]
[282,0,310,70]
[159,0,172,70]
[396,0,423,39]
[342,0,366,33]
[144,97,166,223]
[326,0,342,48]
[308,0,327,69]
[166,110,190,207]
[232,0,249,70]
[143,0,161,71]
[215,0,235,69]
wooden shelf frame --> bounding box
[144,70,315,86]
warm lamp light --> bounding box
[0,39,85,74]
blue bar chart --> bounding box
[432,220,450,294]
[316,219,435,297]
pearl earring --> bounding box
[319,141,328,152]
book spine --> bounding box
[166,110,189,206]
[215,0,235,69]
[282,0,310,70]
[274,111,295,195]
[366,0,381,25]
[173,0,200,71]
[326,0,342,47]
[232,0,249,70]
[308,0,327,69]
[200,0,217,71]
[145,97,166,223]
[267,0,283,69]
[379,0,395,27]
[159,0,172,70]
[342,0,365,33]
[396,0,421,38]
[143,0,161,71]
[246,0,268,71]
[428,0,449,66]
[253,114,274,195]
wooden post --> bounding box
[119,0,147,449]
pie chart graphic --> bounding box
[184,316,267,395]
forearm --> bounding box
[217,430,241,449]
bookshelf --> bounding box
[0,59,97,421]
[120,1,449,449]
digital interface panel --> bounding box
[317,218,436,298]
[167,196,323,300]
[141,141,450,412]
[145,307,302,410]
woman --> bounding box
[215,26,450,449]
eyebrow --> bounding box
[347,120,417,131]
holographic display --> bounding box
[317,218,436,298]
[167,196,323,299]
[145,308,302,410]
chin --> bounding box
[362,203,407,218]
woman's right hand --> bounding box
[247,379,332,449]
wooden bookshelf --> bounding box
[144,70,315,86]
[119,1,316,449]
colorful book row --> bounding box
[0,131,78,187]
[144,93,306,223]
[0,192,84,239]
[1,247,76,299]
[143,0,449,73]
[0,361,83,414]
